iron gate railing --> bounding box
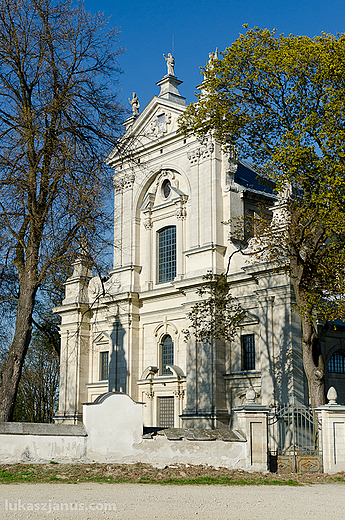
[268,405,322,473]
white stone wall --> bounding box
[0,423,87,463]
[0,394,267,472]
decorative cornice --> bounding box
[187,136,214,164]
[113,173,135,194]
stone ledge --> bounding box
[0,422,87,437]
[143,428,246,442]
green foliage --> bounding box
[183,273,245,344]
[179,28,345,204]
[0,464,305,485]
[178,27,345,323]
[178,27,345,406]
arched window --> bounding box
[161,334,174,375]
[328,351,345,374]
[158,226,176,283]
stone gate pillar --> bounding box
[316,387,345,474]
[233,388,269,471]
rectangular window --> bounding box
[161,335,174,375]
[158,396,174,428]
[242,334,255,371]
[158,226,176,283]
[100,351,109,381]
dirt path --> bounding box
[0,482,345,520]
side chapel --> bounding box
[54,56,345,427]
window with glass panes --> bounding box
[100,351,109,380]
[241,334,255,371]
[161,335,174,375]
[328,351,345,374]
[158,226,176,283]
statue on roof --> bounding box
[129,92,140,117]
[208,47,219,63]
[163,53,175,76]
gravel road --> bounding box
[0,482,345,520]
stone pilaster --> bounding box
[54,257,93,424]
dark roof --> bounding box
[234,161,276,196]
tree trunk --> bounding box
[290,258,326,409]
[0,272,37,422]
[301,316,326,409]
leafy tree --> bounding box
[183,272,245,344]
[179,27,345,408]
[0,0,124,421]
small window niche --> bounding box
[161,179,171,199]
[241,334,255,371]
[100,351,109,381]
[157,113,165,133]
[161,334,174,375]
[328,351,345,374]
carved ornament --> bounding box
[175,195,188,220]
[113,173,135,194]
[147,111,172,137]
[187,136,214,164]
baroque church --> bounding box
[54,57,345,428]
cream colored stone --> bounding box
[54,62,345,433]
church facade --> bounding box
[54,60,345,427]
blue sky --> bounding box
[83,0,345,114]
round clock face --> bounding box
[162,179,171,199]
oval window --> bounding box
[162,179,171,199]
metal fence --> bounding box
[268,405,322,473]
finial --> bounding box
[128,92,140,117]
[327,386,338,405]
[163,53,175,76]
[245,387,256,404]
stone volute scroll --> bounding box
[163,53,175,76]
[129,92,140,117]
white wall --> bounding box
[0,423,87,463]
[0,393,266,471]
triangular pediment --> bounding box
[107,95,186,164]
[241,311,260,325]
[93,332,110,344]
[141,192,156,211]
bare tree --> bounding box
[1,332,60,423]
[0,0,125,421]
